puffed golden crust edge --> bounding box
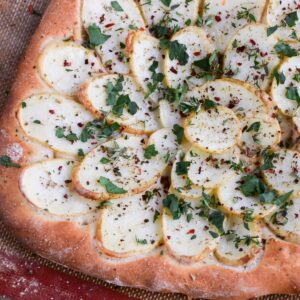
[0,0,300,299]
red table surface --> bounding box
[0,250,136,300]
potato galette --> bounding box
[1,0,300,298]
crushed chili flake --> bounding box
[64,60,72,67]
[187,229,195,235]
[49,110,55,114]
[215,15,222,22]
[105,23,115,28]
[194,51,201,56]
[170,67,178,74]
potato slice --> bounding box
[214,216,262,266]
[18,94,100,156]
[162,199,219,262]
[186,146,240,190]
[184,106,241,153]
[266,196,300,244]
[217,174,276,218]
[239,112,281,155]
[293,107,300,133]
[271,56,300,117]
[73,133,169,200]
[266,0,300,42]
[140,0,201,29]
[263,149,300,197]
[78,74,160,134]
[20,159,98,216]
[159,100,182,128]
[96,182,164,257]
[164,26,215,89]
[128,31,164,102]
[203,0,266,52]
[82,0,145,74]
[38,41,102,95]
[185,78,267,118]
[223,24,280,90]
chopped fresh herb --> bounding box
[293,72,300,83]
[160,0,171,7]
[65,132,78,142]
[136,237,148,245]
[208,210,225,235]
[237,7,256,22]
[274,42,298,57]
[203,99,218,110]
[100,157,111,164]
[257,149,279,172]
[144,144,158,159]
[273,70,286,85]
[274,190,293,207]
[172,124,184,144]
[98,176,127,194]
[162,83,188,104]
[234,235,261,248]
[169,40,189,65]
[22,102,27,108]
[284,11,298,28]
[163,194,192,220]
[190,234,197,240]
[164,151,171,163]
[267,25,278,36]
[176,161,191,175]
[33,120,41,124]
[247,121,261,132]
[87,24,111,47]
[78,149,85,157]
[145,60,164,98]
[111,1,123,11]
[97,201,112,209]
[228,160,245,172]
[240,174,268,197]
[286,86,300,105]
[179,96,200,114]
[209,231,219,238]
[232,39,238,48]
[153,210,160,222]
[55,127,65,139]
[0,155,21,168]
[243,209,254,230]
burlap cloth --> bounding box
[0,1,299,299]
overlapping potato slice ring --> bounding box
[171,151,210,199]
[159,100,182,128]
[184,106,241,154]
[38,41,102,95]
[266,0,300,42]
[185,78,268,118]
[271,56,300,118]
[164,26,215,89]
[20,159,98,216]
[82,0,145,74]
[140,0,201,29]
[73,131,174,200]
[78,74,160,134]
[162,198,219,262]
[186,146,240,190]
[238,112,281,156]
[263,149,300,197]
[18,94,100,157]
[96,181,164,258]
[293,107,300,133]
[217,174,276,218]
[266,196,300,244]
[223,24,280,91]
[128,31,164,102]
[214,215,262,266]
[202,0,266,53]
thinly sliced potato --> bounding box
[78,74,160,134]
[271,56,300,117]
[293,107,300,133]
[203,0,266,52]
[162,199,219,262]
[223,24,280,90]
[82,0,145,74]
[214,216,262,266]
[38,41,102,95]
[73,134,169,200]
[159,100,182,128]
[140,0,201,29]
[185,78,268,118]
[186,146,240,190]
[266,0,300,42]
[266,196,300,244]
[263,149,300,196]
[164,26,215,89]
[20,159,98,216]
[239,112,281,155]
[184,106,241,153]
[128,31,164,102]
[18,94,100,156]
[217,174,276,218]
[96,182,164,257]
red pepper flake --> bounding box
[28,4,34,14]
[194,51,201,56]
[139,27,145,31]
[167,236,171,240]
[170,67,178,74]
[187,229,195,235]
[215,15,222,22]
[58,166,63,171]
[249,39,256,46]
[49,110,55,115]
[99,14,105,23]
[105,23,115,28]
[214,97,221,102]
[64,60,72,67]
[64,194,69,199]
[237,46,246,53]
[77,123,84,128]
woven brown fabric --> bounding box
[0,1,299,299]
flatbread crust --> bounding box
[0,1,300,299]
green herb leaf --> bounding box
[169,40,189,65]
[274,70,286,85]
[284,11,298,28]
[163,194,192,220]
[153,210,160,222]
[274,42,298,57]
[176,161,191,175]
[172,124,184,144]
[100,157,111,164]
[111,1,123,11]
[136,237,148,245]
[88,24,111,47]
[247,121,261,132]
[78,149,85,157]
[267,25,278,36]
[22,102,27,108]
[203,99,218,110]
[208,210,225,234]
[160,0,171,7]
[55,127,65,138]
[274,190,293,206]
[286,86,300,105]
[0,155,21,168]
[144,144,159,159]
[99,176,127,194]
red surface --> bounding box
[0,251,136,300]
